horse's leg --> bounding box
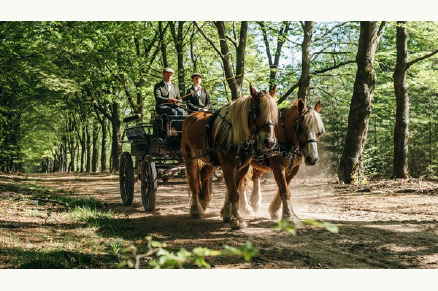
[277,163,301,225]
[199,164,217,210]
[186,160,204,219]
[221,158,248,229]
[249,169,264,213]
[268,189,282,221]
[284,164,301,221]
[269,159,292,222]
[238,170,254,217]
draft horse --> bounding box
[181,84,278,229]
[238,98,325,222]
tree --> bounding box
[338,21,386,184]
[392,21,438,178]
[169,21,189,94]
[195,21,248,100]
[257,21,291,89]
[277,21,355,105]
[297,21,314,101]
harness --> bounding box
[294,105,319,149]
[252,105,319,173]
[202,93,276,167]
[248,90,276,135]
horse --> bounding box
[181,84,279,229]
[238,98,324,223]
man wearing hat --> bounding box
[185,73,211,114]
[154,67,187,116]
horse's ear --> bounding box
[314,101,322,113]
[249,83,258,97]
[269,84,277,97]
[298,98,306,114]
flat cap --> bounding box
[163,67,175,74]
[191,73,202,79]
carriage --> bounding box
[118,112,187,212]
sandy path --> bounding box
[1,172,437,268]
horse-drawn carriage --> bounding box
[118,84,324,229]
[118,112,187,212]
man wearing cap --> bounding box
[185,73,211,114]
[154,67,187,116]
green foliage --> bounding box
[1,21,437,178]
[117,236,259,269]
[275,218,339,235]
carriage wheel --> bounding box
[119,152,134,206]
[141,156,157,212]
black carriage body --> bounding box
[122,114,186,178]
[119,113,187,212]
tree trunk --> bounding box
[92,121,99,173]
[61,137,67,172]
[158,21,169,68]
[100,117,107,172]
[86,123,91,173]
[80,125,85,173]
[338,21,381,184]
[110,102,121,172]
[75,140,79,172]
[190,27,198,71]
[216,21,248,100]
[393,21,409,178]
[214,21,240,100]
[170,21,186,94]
[298,21,314,101]
[68,136,75,172]
[235,21,248,92]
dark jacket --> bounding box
[154,80,181,107]
[185,86,211,112]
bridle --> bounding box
[248,90,276,137]
[279,104,321,153]
[294,105,319,150]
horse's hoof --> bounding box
[190,206,204,219]
[239,206,254,217]
[287,216,303,228]
[190,212,204,219]
[252,204,261,213]
[230,219,246,230]
[270,211,281,221]
[200,199,210,210]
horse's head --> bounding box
[295,99,324,165]
[248,83,278,152]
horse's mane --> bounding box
[213,94,278,149]
[292,100,325,135]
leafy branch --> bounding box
[117,236,259,269]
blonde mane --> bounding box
[303,106,325,135]
[213,94,278,149]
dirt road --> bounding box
[1,172,437,268]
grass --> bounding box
[68,206,118,227]
[0,180,131,269]
[0,247,112,269]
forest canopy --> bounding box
[1,21,437,181]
